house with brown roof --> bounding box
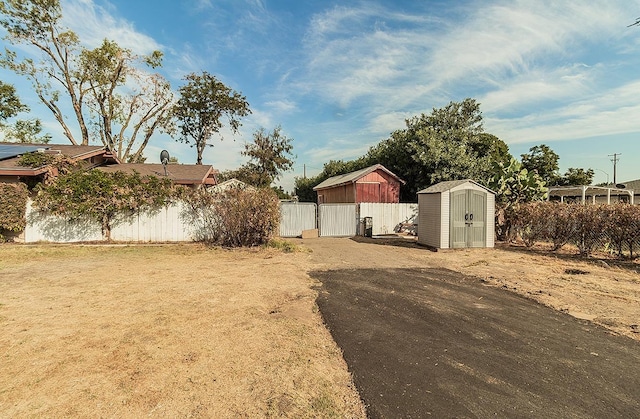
[0,142,118,184]
[0,142,218,188]
[96,163,218,188]
[313,164,405,204]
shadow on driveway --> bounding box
[312,267,640,418]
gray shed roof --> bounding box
[313,164,404,191]
[417,179,495,194]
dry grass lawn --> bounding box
[0,244,365,418]
[2,237,639,417]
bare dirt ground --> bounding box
[1,236,639,417]
[0,244,366,418]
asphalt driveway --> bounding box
[312,267,640,418]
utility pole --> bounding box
[609,153,621,184]
[303,164,306,179]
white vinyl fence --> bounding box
[22,200,419,243]
[24,201,197,243]
[279,202,317,237]
[359,203,418,235]
[319,204,358,237]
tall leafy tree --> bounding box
[1,0,91,144]
[368,98,510,200]
[407,98,491,185]
[171,71,250,165]
[237,126,295,188]
[0,80,50,143]
[520,144,560,186]
[294,98,510,202]
[0,80,27,120]
[80,40,173,162]
[3,119,51,143]
[0,0,171,159]
[521,144,594,186]
[557,167,595,186]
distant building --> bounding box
[547,184,634,204]
[313,164,404,204]
[0,142,218,189]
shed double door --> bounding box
[450,189,486,248]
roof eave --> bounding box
[0,167,49,176]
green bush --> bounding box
[33,170,175,240]
[0,182,29,241]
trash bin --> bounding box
[364,216,373,237]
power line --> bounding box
[608,153,621,184]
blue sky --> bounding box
[2,0,640,191]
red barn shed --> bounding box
[312,164,404,204]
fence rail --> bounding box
[21,200,421,243]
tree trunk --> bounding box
[102,214,111,241]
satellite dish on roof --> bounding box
[616,183,626,189]
[160,150,170,176]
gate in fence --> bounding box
[279,202,317,237]
[318,204,358,237]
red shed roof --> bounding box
[313,164,405,191]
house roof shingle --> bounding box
[0,143,116,176]
[96,163,218,186]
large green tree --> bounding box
[239,126,294,188]
[80,40,173,162]
[367,98,511,200]
[557,167,595,186]
[407,99,493,185]
[171,71,250,165]
[521,144,594,186]
[520,144,560,186]
[0,0,171,159]
[0,80,26,120]
[294,98,511,202]
[0,80,50,143]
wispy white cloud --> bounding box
[479,64,598,114]
[288,0,640,168]
[264,100,298,114]
[487,79,640,144]
[61,0,161,54]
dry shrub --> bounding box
[182,186,281,247]
[570,204,607,256]
[511,202,640,258]
[545,202,575,251]
[513,202,548,247]
[602,204,640,258]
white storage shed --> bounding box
[417,179,495,249]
